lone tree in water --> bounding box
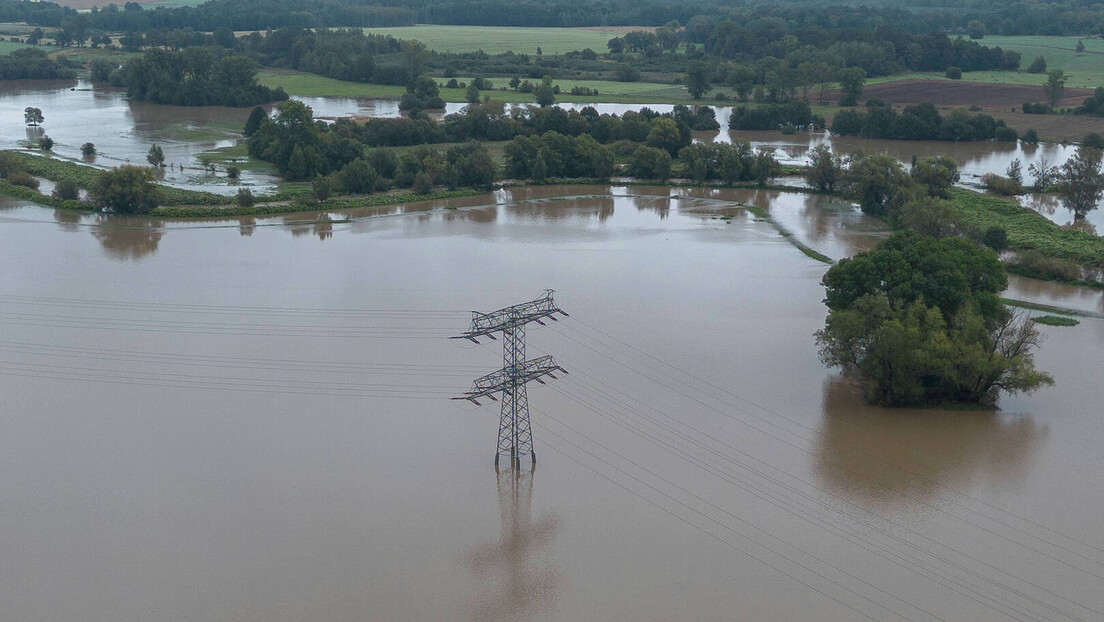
[146,144,165,167]
[24,107,43,126]
[81,142,96,158]
[816,231,1053,407]
[93,165,159,214]
[1058,145,1104,220]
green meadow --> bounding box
[361,25,631,55]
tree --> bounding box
[804,144,843,192]
[685,61,712,99]
[1057,145,1104,220]
[615,63,640,82]
[236,187,255,207]
[23,107,43,127]
[93,165,158,214]
[146,144,165,167]
[52,179,80,201]
[400,40,429,78]
[645,118,683,157]
[312,175,334,202]
[966,20,986,39]
[910,155,960,198]
[534,83,555,107]
[1027,55,1047,73]
[465,83,480,104]
[837,67,866,106]
[38,136,53,151]
[81,142,96,158]
[1029,157,1058,191]
[1043,69,1068,108]
[243,106,267,137]
[1083,133,1104,151]
[842,154,913,216]
[1076,39,1086,53]
[816,232,1052,407]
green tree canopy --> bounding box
[93,165,159,214]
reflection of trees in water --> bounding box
[504,198,614,222]
[813,377,1044,512]
[91,217,163,260]
[466,465,559,622]
[53,208,82,232]
[284,215,333,240]
[629,194,670,219]
[24,125,44,143]
[238,216,256,237]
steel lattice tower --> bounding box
[452,290,568,468]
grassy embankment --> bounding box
[948,188,1104,288]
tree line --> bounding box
[831,102,1015,142]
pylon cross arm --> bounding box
[454,355,565,401]
[451,290,568,342]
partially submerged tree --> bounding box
[804,144,843,192]
[24,106,43,126]
[93,165,159,214]
[816,232,1053,406]
[1058,145,1104,220]
[146,144,165,167]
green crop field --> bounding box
[258,70,700,104]
[973,35,1104,88]
[362,25,634,55]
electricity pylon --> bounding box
[452,290,568,468]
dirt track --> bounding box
[830,79,1093,109]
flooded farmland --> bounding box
[1,186,1103,620]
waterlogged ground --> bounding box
[1,186,1103,621]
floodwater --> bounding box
[2,186,1103,621]
[0,79,279,195]
[3,80,1100,224]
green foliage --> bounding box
[93,166,159,214]
[236,187,255,207]
[982,226,1008,252]
[23,106,43,127]
[645,118,683,157]
[948,189,1104,269]
[891,196,957,238]
[147,144,165,167]
[38,136,53,151]
[816,232,1051,407]
[1022,129,1040,144]
[805,144,843,192]
[1043,69,1068,107]
[243,106,267,137]
[1057,145,1104,220]
[628,146,672,180]
[684,60,712,99]
[505,132,611,181]
[837,67,866,106]
[841,154,914,217]
[121,49,288,107]
[312,175,335,201]
[1027,55,1047,73]
[1032,315,1079,326]
[945,66,963,79]
[52,179,80,201]
[981,173,1025,196]
[7,171,38,190]
[534,83,555,107]
[910,155,960,198]
[81,142,97,158]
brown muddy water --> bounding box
[2,186,1103,621]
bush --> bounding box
[995,126,1018,142]
[8,171,39,189]
[945,67,963,79]
[413,171,432,194]
[982,226,1008,251]
[1010,250,1083,282]
[226,165,241,179]
[312,175,334,202]
[93,165,158,214]
[81,142,96,157]
[1022,129,1040,144]
[981,173,1024,195]
[1083,133,1104,150]
[236,187,255,207]
[1027,55,1047,73]
[38,136,53,151]
[1022,102,1049,114]
[52,179,79,200]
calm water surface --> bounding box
[1,187,1103,621]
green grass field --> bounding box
[362,25,633,55]
[0,40,32,55]
[983,35,1104,88]
[258,70,702,104]
[139,0,207,8]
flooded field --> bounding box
[2,186,1103,620]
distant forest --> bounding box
[3,0,1104,35]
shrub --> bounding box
[995,126,1018,142]
[1022,129,1040,144]
[226,165,241,179]
[8,171,39,189]
[236,187,255,207]
[81,142,96,157]
[52,179,79,200]
[312,175,334,202]
[945,67,963,79]
[1083,133,1104,150]
[1010,250,1083,282]
[38,136,53,151]
[982,226,1008,251]
[413,171,432,194]
[981,173,1024,195]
